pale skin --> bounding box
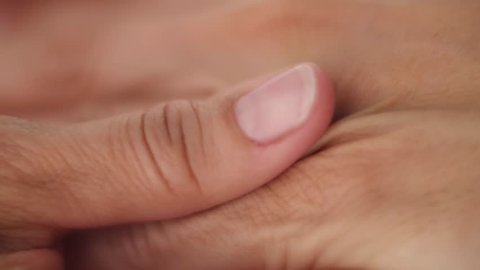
[1,0,480,269]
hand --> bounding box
[75,110,480,270]
[67,1,480,269]
[0,64,335,269]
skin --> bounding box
[0,64,335,270]
[1,0,480,269]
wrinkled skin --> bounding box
[1,0,480,269]
[72,111,480,270]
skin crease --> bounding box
[0,0,480,269]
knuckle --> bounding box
[164,100,207,194]
[139,100,208,196]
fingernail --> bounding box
[235,64,318,144]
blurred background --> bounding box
[0,0,298,123]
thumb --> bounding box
[4,63,335,228]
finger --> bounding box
[65,142,346,270]
[65,126,358,270]
[1,63,335,228]
[67,111,480,270]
